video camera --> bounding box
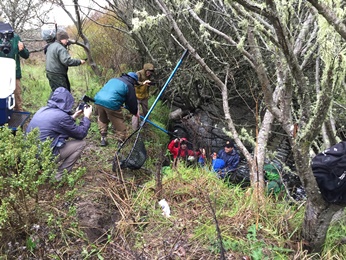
[0,23,14,55]
[77,95,95,111]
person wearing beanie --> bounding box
[94,73,139,146]
[132,63,156,130]
[56,31,69,41]
[0,19,30,111]
[215,140,240,179]
[45,30,86,92]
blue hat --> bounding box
[127,72,138,83]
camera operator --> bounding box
[0,17,30,111]
[26,87,92,181]
[45,30,86,92]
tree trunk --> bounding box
[291,141,344,252]
[303,200,342,252]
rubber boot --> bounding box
[100,135,108,146]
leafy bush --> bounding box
[0,127,56,237]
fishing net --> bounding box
[112,131,147,172]
[113,49,188,172]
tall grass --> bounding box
[128,165,308,259]
[21,62,101,113]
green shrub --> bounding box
[0,127,56,237]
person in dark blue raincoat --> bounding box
[216,140,240,179]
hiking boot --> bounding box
[100,137,108,146]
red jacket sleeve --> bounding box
[168,140,179,158]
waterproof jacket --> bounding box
[26,87,91,154]
[217,148,240,172]
[0,33,30,79]
[45,41,81,75]
[135,63,155,100]
[168,138,197,159]
[94,74,138,115]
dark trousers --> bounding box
[46,71,71,92]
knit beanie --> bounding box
[56,31,69,41]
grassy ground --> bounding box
[1,61,346,259]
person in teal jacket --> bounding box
[0,20,30,111]
[94,72,139,146]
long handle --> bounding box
[140,49,189,127]
[139,115,194,145]
[140,115,170,135]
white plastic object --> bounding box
[187,156,195,162]
[158,199,171,217]
[0,57,15,98]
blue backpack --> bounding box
[311,141,346,204]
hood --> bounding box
[180,137,188,145]
[121,73,137,86]
[47,87,75,112]
[143,63,154,71]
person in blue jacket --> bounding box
[94,72,139,146]
[216,140,240,179]
[26,87,93,180]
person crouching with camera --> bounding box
[26,87,92,181]
[0,17,30,111]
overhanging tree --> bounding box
[149,0,346,253]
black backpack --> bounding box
[311,141,346,204]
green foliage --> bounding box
[323,212,346,256]
[0,124,88,258]
[26,236,37,252]
[21,64,51,112]
[67,63,102,97]
[148,97,170,126]
[0,127,56,235]
[129,164,305,258]
[70,14,138,79]
[22,63,101,114]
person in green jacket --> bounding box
[0,19,30,111]
[45,30,86,92]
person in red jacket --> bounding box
[167,138,205,168]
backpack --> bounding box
[311,141,346,204]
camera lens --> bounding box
[3,46,11,54]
